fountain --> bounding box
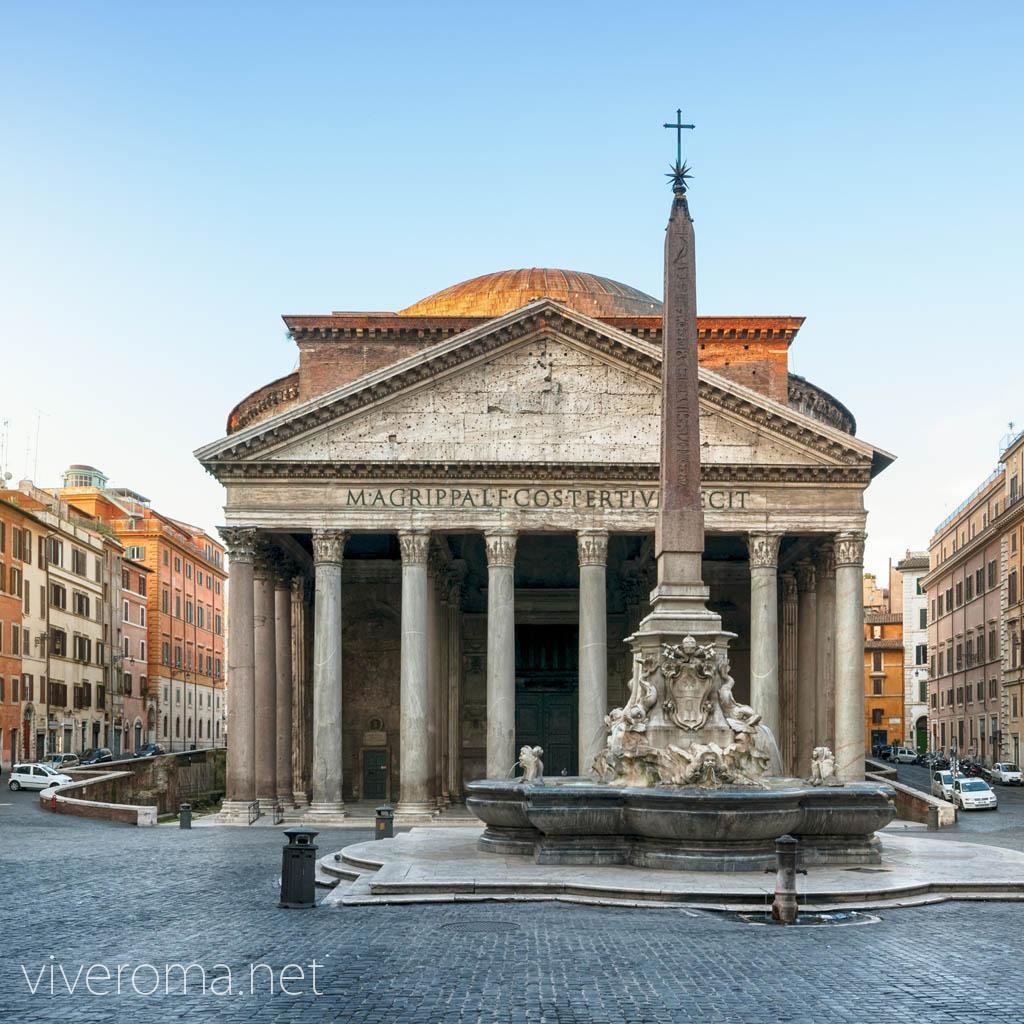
[466,125,895,871]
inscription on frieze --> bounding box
[330,485,754,512]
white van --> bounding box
[8,763,72,791]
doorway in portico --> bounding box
[515,623,579,777]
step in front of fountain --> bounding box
[466,778,896,872]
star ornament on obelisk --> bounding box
[631,108,732,672]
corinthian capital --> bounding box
[252,541,278,580]
[484,530,517,568]
[834,531,866,569]
[218,526,257,564]
[795,559,816,593]
[781,571,798,603]
[816,542,836,580]
[311,529,346,565]
[398,530,430,566]
[577,530,609,567]
[747,532,782,570]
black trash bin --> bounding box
[279,827,320,908]
[375,805,394,840]
[179,803,192,829]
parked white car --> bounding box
[987,763,1023,786]
[952,777,998,811]
[891,747,918,763]
[930,770,955,801]
[8,763,72,791]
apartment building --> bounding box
[998,430,1024,765]
[896,551,930,751]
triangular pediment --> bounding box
[195,300,888,480]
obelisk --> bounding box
[634,152,726,643]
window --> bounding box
[72,591,90,617]
[989,560,998,589]
[71,547,87,576]
[919,679,928,702]
[138,575,146,596]
[966,575,974,602]
[956,643,963,671]
[871,651,882,672]
[175,594,181,618]
[161,589,169,613]
[72,635,92,663]
[945,589,952,613]
[123,599,130,623]
[978,630,986,662]
[126,545,145,561]
[140,607,146,627]
[871,708,883,725]
[51,628,67,657]
[872,679,882,695]
[47,537,63,567]
[161,642,170,666]
[124,674,132,696]
[185,562,192,579]
[163,549,169,566]
[990,627,999,660]
[215,580,221,595]
[50,583,67,610]
[139,640,146,661]
[976,568,984,594]
[919,607,927,629]
[955,582,963,607]
[186,600,193,624]
[977,682,984,701]
[965,636,974,666]
[174,556,181,572]
[990,679,998,699]
[214,614,222,636]
[174,645,182,668]
[931,598,937,620]
[1010,571,1019,607]
[956,687,964,705]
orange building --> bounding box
[865,608,905,753]
[56,466,227,753]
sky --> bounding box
[1,1,1022,580]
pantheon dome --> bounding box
[399,268,663,319]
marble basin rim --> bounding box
[465,776,897,870]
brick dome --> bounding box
[399,268,662,318]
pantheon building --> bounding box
[196,268,892,821]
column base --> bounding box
[216,800,259,825]
[257,797,279,815]
[276,791,297,809]
[307,800,347,818]
[395,800,438,820]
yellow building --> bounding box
[865,609,904,753]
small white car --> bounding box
[891,747,918,763]
[930,770,955,801]
[8,763,72,791]
[952,777,998,811]
[988,763,1023,786]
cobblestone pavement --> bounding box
[1,789,1021,1023]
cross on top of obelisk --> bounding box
[663,108,694,194]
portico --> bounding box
[197,274,891,822]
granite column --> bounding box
[485,530,517,779]
[577,530,609,776]
[310,529,345,817]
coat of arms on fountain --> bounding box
[593,636,772,789]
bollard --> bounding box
[279,827,319,909]
[767,834,806,924]
[375,805,394,840]
[179,803,192,829]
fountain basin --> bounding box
[466,777,896,872]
